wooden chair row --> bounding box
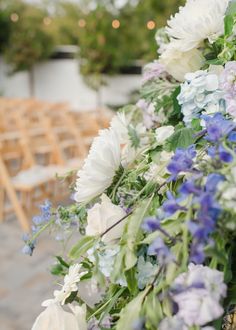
[0,98,111,231]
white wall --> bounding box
[0,57,142,110]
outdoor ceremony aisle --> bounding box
[0,218,57,330]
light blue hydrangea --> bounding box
[87,244,127,287]
[136,256,158,289]
[178,70,225,126]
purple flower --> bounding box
[228,131,236,142]
[148,237,174,265]
[220,61,236,98]
[190,242,205,264]
[218,145,233,163]
[167,145,196,181]
[163,191,186,216]
[142,61,166,84]
[142,217,161,232]
[207,143,233,163]
[202,113,235,142]
[179,180,201,196]
[205,173,225,193]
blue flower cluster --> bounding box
[167,145,196,181]
[203,113,236,163]
[144,173,224,264]
[22,200,52,256]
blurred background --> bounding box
[0,0,183,329]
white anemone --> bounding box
[74,128,121,203]
[166,0,229,52]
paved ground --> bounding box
[0,218,58,330]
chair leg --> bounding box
[0,159,30,231]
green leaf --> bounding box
[124,196,154,270]
[224,15,234,35]
[50,263,64,276]
[69,236,96,260]
[116,286,150,330]
[55,256,70,268]
[172,86,181,115]
[125,268,138,295]
[128,125,140,149]
[64,290,78,304]
[164,127,195,151]
[191,118,201,131]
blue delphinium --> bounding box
[162,191,186,216]
[202,113,235,142]
[148,237,174,265]
[167,145,196,181]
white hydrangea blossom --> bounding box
[177,70,224,126]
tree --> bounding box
[0,4,11,53]
[3,0,55,96]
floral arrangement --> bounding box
[23,1,236,329]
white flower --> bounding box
[32,302,87,330]
[173,264,226,301]
[155,125,175,145]
[110,112,129,144]
[166,0,229,52]
[160,43,204,81]
[74,128,121,203]
[172,264,226,326]
[174,289,224,326]
[86,194,126,243]
[53,264,87,305]
[159,316,187,330]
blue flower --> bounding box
[205,173,225,193]
[148,237,174,265]
[163,191,186,216]
[39,200,52,221]
[228,131,236,142]
[202,113,235,142]
[22,234,36,256]
[207,144,233,163]
[167,145,196,181]
[179,179,201,196]
[190,242,205,264]
[22,244,35,256]
[142,217,161,232]
[219,145,233,163]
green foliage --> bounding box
[1,0,184,76]
[116,286,150,330]
[69,236,97,260]
[0,9,11,53]
[2,0,54,72]
[164,127,195,151]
